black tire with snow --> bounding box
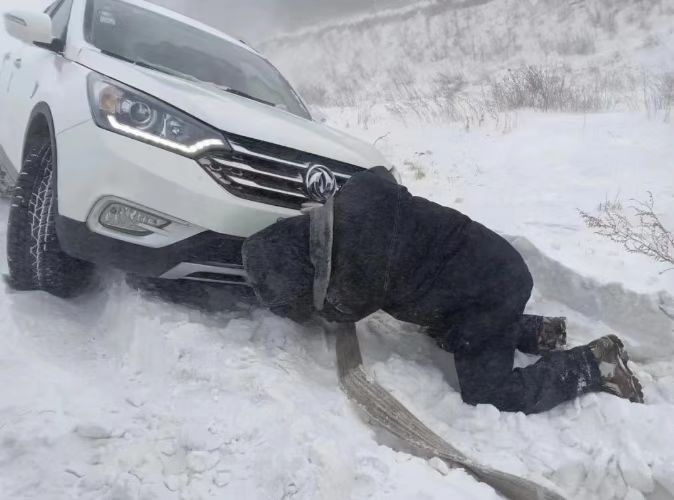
[6,134,94,298]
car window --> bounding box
[84,0,310,120]
[49,0,74,43]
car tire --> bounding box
[6,134,94,298]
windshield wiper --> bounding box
[184,79,278,108]
[102,51,198,82]
[222,88,276,107]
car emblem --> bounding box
[304,164,337,203]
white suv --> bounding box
[0,0,388,297]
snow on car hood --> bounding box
[76,49,389,169]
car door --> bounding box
[0,46,18,101]
[2,0,74,172]
[0,28,25,174]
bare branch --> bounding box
[579,193,674,269]
[660,305,674,321]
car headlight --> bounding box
[87,73,229,157]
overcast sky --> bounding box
[153,0,412,42]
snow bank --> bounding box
[1,109,673,499]
[1,220,672,499]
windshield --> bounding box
[84,0,311,120]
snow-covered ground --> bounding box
[1,109,673,500]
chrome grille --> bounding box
[198,133,365,210]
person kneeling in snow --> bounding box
[242,167,644,414]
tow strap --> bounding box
[333,322,566,500]
[308,196,564,499]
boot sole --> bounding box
[605,335,644,404]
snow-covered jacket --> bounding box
[243,168,534,353]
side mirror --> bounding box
[4,10,54,46]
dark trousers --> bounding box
[451,315,601,414]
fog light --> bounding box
[99,202,170,236]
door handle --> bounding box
[13,58,22,69]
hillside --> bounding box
[262,0,674,118]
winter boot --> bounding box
[516,315,567,355]
[588,335,644,403]
[536,317,567,353]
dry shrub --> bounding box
[580,193,674,271]
[433,72,467,98]
[489,66,616,112]
[643,72,674,121]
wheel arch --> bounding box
[7,101,94,297]
[22,102,58,167]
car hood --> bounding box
[76,49,389,169]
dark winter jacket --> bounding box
[243,169,534,353]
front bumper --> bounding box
[56,119,297,243]
[54,120,299,278]
[56,215,245,280]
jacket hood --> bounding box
[75,49,389,169]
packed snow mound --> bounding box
[0,263,498,500]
